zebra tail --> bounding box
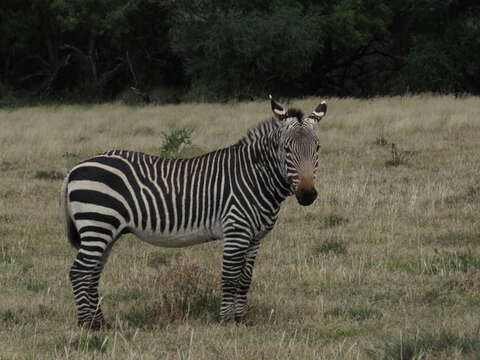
[60,174,80,249]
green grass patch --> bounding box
[33,170,64,180]
[325,306,382,321]
[133,126,156,136]
[0,253,16,265]
[367,328,480,359]
[56,334,109,353]
[444,185,480,208]
[313,241,347,256]
[323,214,349,228]
[73,136,88,143]
[105,288,144,303]
[147,251,182,269]
[0,161,15,172]
[427,250,480,274]
[389,251,480,275]
[61,152,79,159]
[375,135,388,146]
[25,279,48,293]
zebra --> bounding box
[61,96,327,329]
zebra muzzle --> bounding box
[295,187,317,206]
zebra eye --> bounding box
[316,144,320,152]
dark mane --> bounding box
[285,108,304,122]
[236,118,280,146]
[236,108,306,146]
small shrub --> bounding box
[33,170,64,180]
[375,136,388,146]
[313,241,347,256]
[323,214,349,228]
[366,328,480,360]
[385,143,408,167]
[160,128,194,158]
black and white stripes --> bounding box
[62,97,327,329]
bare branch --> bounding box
[126,51,138,88]
[131,87,152,104]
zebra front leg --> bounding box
[235,241,260,322]
[220,232,251,322]
[69,237,112,330]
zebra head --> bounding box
[270,96,327,206]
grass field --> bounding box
[1,96,480,359]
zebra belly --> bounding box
[132,226,223,248]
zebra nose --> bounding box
[295,187,317,206]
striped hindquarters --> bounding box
[65,150,231,239]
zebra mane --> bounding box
[237,108,304,146]
[236,118,280,146]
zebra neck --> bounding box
[245,137,292,205]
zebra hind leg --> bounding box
[69,235,114,330]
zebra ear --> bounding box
[269,94,287,121]
[309,101,327,123]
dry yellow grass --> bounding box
[1,95,480,359]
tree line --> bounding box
[1,0,479,103]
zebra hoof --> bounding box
[219,313,236,324]
[234,314,245,324]
[78,319,111,331]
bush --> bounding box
[170,3,322,100]
[160,128,194,158]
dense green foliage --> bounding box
[1,0,480,102]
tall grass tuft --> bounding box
[385,143,408,167]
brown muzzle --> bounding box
[295,175,317,206]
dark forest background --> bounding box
[1,0,480,105]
